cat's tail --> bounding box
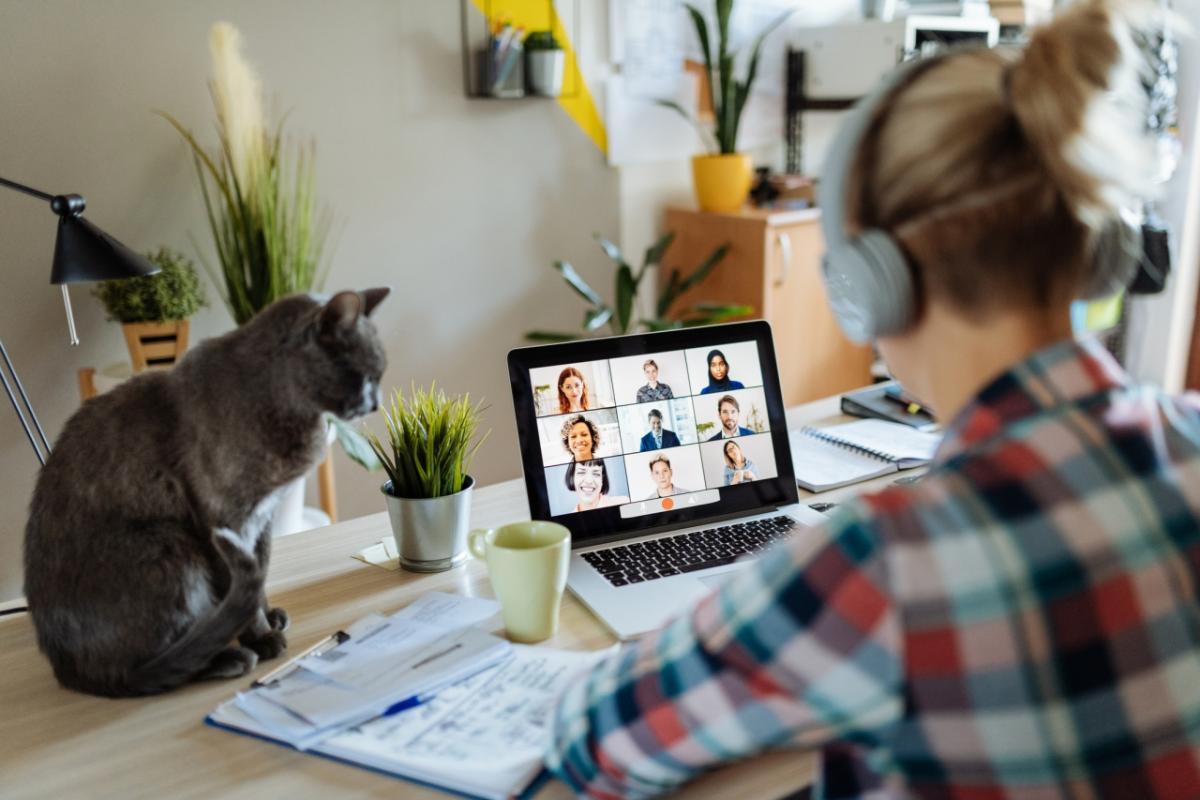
[127,527,263,695]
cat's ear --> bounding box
[318,291,362,336]
[362,287,390,317]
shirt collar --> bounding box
[934,336,1131,465]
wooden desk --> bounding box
[0,395,900,799]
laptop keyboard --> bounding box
[580,515,800,587]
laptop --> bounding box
[507,320,825,639]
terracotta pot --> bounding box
[691,153,753,213]
[121,320,190,373]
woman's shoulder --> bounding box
[699,386,713,395]
[730,380,745,389]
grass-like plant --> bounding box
[93,247,207,323]
[367,384,490,499]
[526,231,752,342]
[659,1,793,154]
[157,22,330,326]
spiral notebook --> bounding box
[790,419,941,493]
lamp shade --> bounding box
[49,214,159,285]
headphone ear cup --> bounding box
[822,229,916,343]
[1080,215,1142,299]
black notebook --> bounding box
[790,419,941,493]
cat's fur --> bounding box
[24,289,389,697]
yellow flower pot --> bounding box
[691,153,753,213]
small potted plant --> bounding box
[367,384,489,573]
[525,30,564,97]
[92,246,207,372]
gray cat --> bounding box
[24,289,389,697]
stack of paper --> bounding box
[207,591,611,798]
[233,593,510,749]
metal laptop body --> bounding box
[508,321,819,639]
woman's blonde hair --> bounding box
[848,0,1160,313]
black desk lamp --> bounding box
[0,175,159,465]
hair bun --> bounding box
[1008,0,1160,228]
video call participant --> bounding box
[643,454,689,500]
[638,409,680,451]
[635,359,674,402]
[708,395,753,440]
[698,349,745,394]
[547,4,1200,798]
[557,367,589,413]
[559,415,599,462]
[722,440,757,485]
[565,459,629,512]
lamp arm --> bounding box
[0,337,50,466]
[0,176,85,216]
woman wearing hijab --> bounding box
[698,349,745,394]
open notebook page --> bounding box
[789,430,897,492]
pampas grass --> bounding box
[158,22,330,326]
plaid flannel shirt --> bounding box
[545,337,1200,799]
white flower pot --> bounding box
[527,50,564,97]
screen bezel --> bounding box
[507,320,798,549]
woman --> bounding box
[559,415,598,462]
[721,440,757,485]
[698,349,744,394]
[556,367,589,413]
[547,4,1200,798]
[565,459,629,512]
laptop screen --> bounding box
[508,321,798,548]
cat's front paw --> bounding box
[200,646,259,680]
[266,607,290,632]
[242,629,288,661]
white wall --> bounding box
[0,0,618,602]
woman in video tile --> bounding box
[560,415,599,462]
[566,459,629,511]
[698,349,745,394]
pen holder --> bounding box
[488,52,524,98]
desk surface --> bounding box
[0,394,906,799]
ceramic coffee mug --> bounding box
[468,521,571,643]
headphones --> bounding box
[817,53,1143,344]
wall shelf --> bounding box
[459,0,582,100]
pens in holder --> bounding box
[250,629,350,688]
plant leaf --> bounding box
[325,414,381,470]
[654,100,718,153]
[683,4,717,127]
[732,10,793,146]
[584,306,613,332]
[641,317,685,332]
[615,265,636,334]
[554,260,605,306]
[682,302,754,325]
[642,232,675,271]
[526,330,580,342]
[680,243,730,294]
[656,267,683,318]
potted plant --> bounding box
[661,1,793,212]
[92,247,207,373]
[159,23,375,532]
[367,384,489,573]
[526,231,752,341]
[525,30,564,97]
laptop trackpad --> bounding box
[696,569,740,591]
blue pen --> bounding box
[384,692,435,716]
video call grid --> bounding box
[530,343,775,513]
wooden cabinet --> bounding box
[661,207,873,405]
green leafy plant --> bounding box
[157,22,330,326]
[660,1,793,154]
[367,384,490,499]
[525,30,561,50]
[527,232,752,342]
[93,247,208,323]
